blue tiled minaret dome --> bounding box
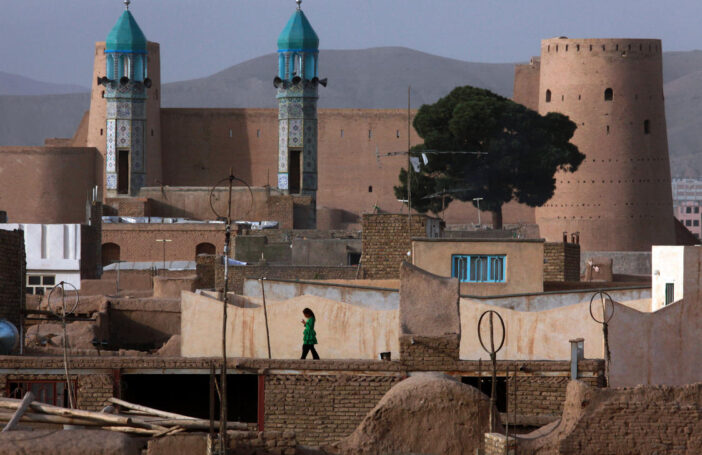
[275,0,325,205]
[100,0,151,196]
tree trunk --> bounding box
[491,208,503,230]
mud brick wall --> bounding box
[216,263,357,294]
[484,433,517,455]
[80,203,103,280]
[399,334,460,370]
[361,214,430,279]
[544,242,581,282]
[506,374,602,417]
[76,374,115,411]
[0,229,25,330]
[195,254,216,289]
[264,373,403,446]
[267,195,294,230]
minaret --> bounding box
[275,0,325,205]
[99,0,152,197]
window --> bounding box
[695,220,700,227]
[102,242,120,267]
[604,88,613,101]
[644,119,650,134]
[8,381,75,407]
[196,242,216,256]
[451,255,506,283]
[686,207,692,214]
[695,207,699,214]
[545,89,552,103]
[26,274,56,295]
[368,185,373,193]
[686,220,692,226]
[347,252,361,266]
[665,283,674,306]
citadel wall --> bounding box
[529,38,675,251]
[0,146,100,224]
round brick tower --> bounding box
[534,38,675,251]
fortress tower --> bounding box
[274,0,322,202]
[87,1,162,199]
[523,38,676,251]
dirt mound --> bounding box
[0,429,144,454]
[26,321,98,350]
[519,380,702,455]
[156,335,181,356]
[335,373,496,455]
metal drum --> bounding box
[0,319,19,354]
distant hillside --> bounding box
[1,46,702,178]
[0,71,86,96]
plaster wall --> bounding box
[652,245,702,311]
[0,147,99,224]
[180,291,399,359]
[532,38,675,251]
[412,239,544,296]
[243,279,399,311]
[608,297,702,386]
[513,57,540,111]
[291,238,361,266]
[458,292,650,361]
[0,224,82,289]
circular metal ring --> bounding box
[209,174,254,221]
[589,291,615,324]
[478,310,506,355]
[47,281,80,317]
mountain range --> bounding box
[1,46,701,177]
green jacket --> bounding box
[303,317,317,345]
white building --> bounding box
[651,245,702,311]
[0,224,82,294]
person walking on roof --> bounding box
[300,308,320,360]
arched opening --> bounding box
[644,119,651,134]
[604,88,613,101]
[545,90,552,103]
[102,243,120,267]
[196,242,216,256]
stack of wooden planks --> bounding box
[0,394,246,436]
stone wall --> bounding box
[76,373,115,411]
[399,334,460,370]
[544,242,580,282]
[506,374,602,418]
[0,229,25,330]
[264,373,403,446]
[215,263,357,294]
[361,214,432,279]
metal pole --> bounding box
[60,283,74,409]
[209,362,215,447]
[407,85,412,235]
[489,312,497,432]
[220,172,234,453]
[116,260,120,296]
[260,278,272,359]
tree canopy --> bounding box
[394,86,585,228]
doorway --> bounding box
[118,149,130,194]
[288,149,301,194]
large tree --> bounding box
[394,86,584,228]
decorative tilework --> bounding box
[106,173,117,190]
[116,120,131,148]
[117,102,131,117]
[288,119,303,147]
[302,173,317,191]
[106,102,117,117]
[278,173,289,190]
[132,102,146,119]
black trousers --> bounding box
[301,344,320,359]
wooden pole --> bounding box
[1,392,34,432]
[260,279,272,359]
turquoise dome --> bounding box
[106,10,147,53]
[277,9,319,50]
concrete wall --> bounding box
[243,278,399,311]
[608,297,702,386]
[291,238,361,266]
[0,224,82,290]
[581,250,652,275]
[0,147,100,224]
[180,291,399,359]
[412,239,544,296]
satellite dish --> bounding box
[0,319,19,355]
[143,78,152,88]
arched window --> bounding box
[102,243,120,267]
[644,119,650,134]
[545,89,552,103]
[196,242,216,256]
[604,88,613,101]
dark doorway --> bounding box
[462,376,508,412]
[196,242,216,256]
[118,149,130,194]
[288,149,301,194]
[121,374,258,423]
[102,243,120,267]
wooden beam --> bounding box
[1,392,34,432]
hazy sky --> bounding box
[2,0,701,86]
